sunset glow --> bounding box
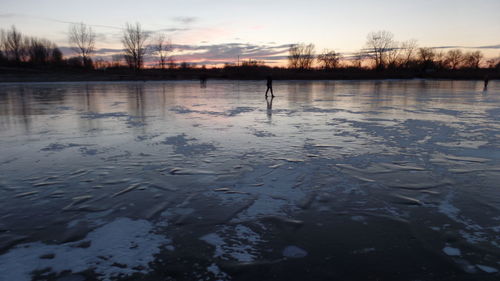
[1,0,499,66]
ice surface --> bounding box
[1,80,500,280]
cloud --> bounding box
[172,17,198,25]
[155,27,190,33]
[433,45,463,49]
[432,44,500,50]
[58,42,291,65]
[58,46,124,57]
[477,44,500,49]
[167,43,290,64]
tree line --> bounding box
[0,26,63,67]
[0,23,172,70]
[1,24,499,72]
[289,30,499,71]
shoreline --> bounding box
[1,67,498,83]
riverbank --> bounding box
[0,66,498,83]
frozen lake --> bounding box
[0,80,499,280]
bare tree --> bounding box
[288,44,301,68]
[151,33,172,69]
[317,49,342,69]
[486,56,500,69]
[27,37,51,65]
[0,29,5,63]
[418,47,436,69]
[52,47,63,65]
[299,43,315,69]
[4,26,25,64]
[365,30,395,70]
[288,43,315,69]
[463,51,483,69]
[400,39,418,68]
[122,22,149,71]
[25,37,60,66]
[69,23,96,68]
[445,49,464,70]
[385,42,401,69]
[434,50,447,70]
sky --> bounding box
[1,0,499,65]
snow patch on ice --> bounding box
[0,217,170,281]
[200,225,264,262]
[282,245,308,258]
[476,264,498,273]
[206,263,230,280]
[443,246,461,256]
[438,193,460,221]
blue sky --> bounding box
[1,0,499,64]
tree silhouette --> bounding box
[152,33,172,69]
[69,23,96,69]
[288,43,315,69]
[463,51,483,69]
[288,44,301,68]
[122,22,149,71]
[445,49,464,70]
[418,47,436,70]
[3,26,24,64]
[400,40,418,68]
[365,31,395,70]
[317,49,342,70]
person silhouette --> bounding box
[484,75,489,91]
[265,76,274,98]
[200,75,207,88]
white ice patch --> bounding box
[206,263,230,280]
[0,217,170,281]
[282,245,308,258]
[438,193,460,221]
[438,193,491,246]
[476,264,498,273]
[225,165,308,222]
[442,246,461,256]
[200,225,263,262]
[459,230,487,244]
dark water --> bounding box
[0,80,499,280]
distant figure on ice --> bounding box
[484,75,489,91]
[200,75,207,88]
[265,76,274,98]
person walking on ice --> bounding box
[265,76,274,98]
[484,75,489,91]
